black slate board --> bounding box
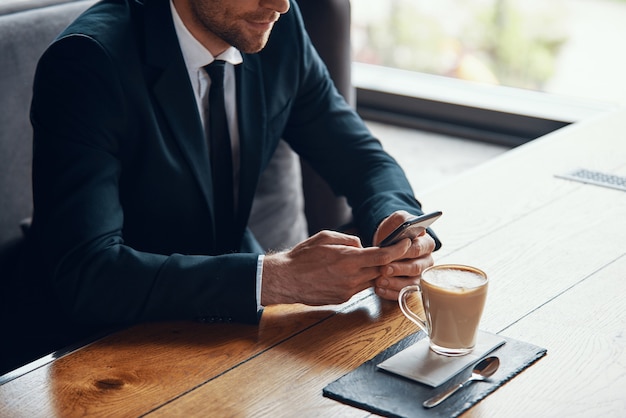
[323,332,547,418]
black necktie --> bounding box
[205,60,235,252]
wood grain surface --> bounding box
[1,108,625,418]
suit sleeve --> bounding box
[281,4,441,247]
[30,35,261,326]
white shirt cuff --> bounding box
[256,254,264,310]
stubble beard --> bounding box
[190,3,276,54]
[215,24,272,54]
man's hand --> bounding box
[261,230,412,306]
[372,210,436,301]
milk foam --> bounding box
[423,268,486,290]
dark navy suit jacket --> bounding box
[25,0,430,331]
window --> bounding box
[351,0,625,145]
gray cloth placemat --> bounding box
[323,331,547,418]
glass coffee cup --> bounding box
[399,264,488,356]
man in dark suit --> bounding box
[20,0,439,356]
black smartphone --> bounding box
[378,211,442,247]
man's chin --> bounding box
[237,37,270,54]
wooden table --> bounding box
[2,107,625,417]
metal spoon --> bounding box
[422,356,500,408]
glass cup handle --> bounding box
[398,285,429,334]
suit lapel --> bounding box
[142,0,273,245]
[143,0,215,220]
[235,54,267,232]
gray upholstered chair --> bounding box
[250,0,354,250]
[0,0,98,286]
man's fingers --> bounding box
[393,232,436,260]
[355,238,412,267]
[380,253,434,279]
[304,230,363,248]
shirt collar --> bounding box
[170,0,243,68]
